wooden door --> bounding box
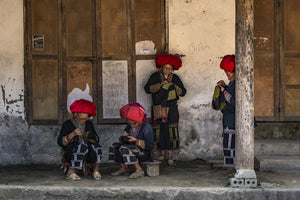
[280,0,300,121]
[254,0,300,121]
[25,0,166,124]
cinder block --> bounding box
[230,178,244,187]
[245,178,257,187]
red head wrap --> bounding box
[220,55,235,72]
[155,54,182,70]
[70,99,96,116]
[119,103,146,124]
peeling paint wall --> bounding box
[0,0,24,117]
[168,0,235,160]
[0,0,235,165]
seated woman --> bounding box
[109,103,154,179]
[57,99,102,181]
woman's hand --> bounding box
[73,128,82,136]
[69,128,81,140]
[122,131,128,136]
[217,80,226,92]
[127,136,137,143]
[160,80,168,87]
[217,80,225,87]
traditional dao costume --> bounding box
[212,55,236,167]
[144,54,186,151]
[57,99,102,175]
[108,103,155,165]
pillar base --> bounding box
[230,170,257,188]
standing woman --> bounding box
[144,54,186,165]
[212,55,236,176]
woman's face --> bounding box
[162,64,173,75]
[225,71,235,82]
[75,113,89,125]
[127,120,140,128]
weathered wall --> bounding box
[0,0,236,165]
[168,0,235,160]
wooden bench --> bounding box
[141,161,161,176]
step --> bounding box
[255,139,300,156]
[255,156,300,173]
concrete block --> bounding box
[255,140,300,156]
[245,178,257,187]
[142,161,161,176]
[255,156,300,172]
[230,178,244,187]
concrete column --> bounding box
[230,0,257,188]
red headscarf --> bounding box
[220,55,235,72]
[155,54,182,70]
[119,103,146,124]
[70,99,96,116]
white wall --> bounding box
[0,0,24,117]
[168,0,235,159]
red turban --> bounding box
[119,103,146,124]
[220,55,235,72]
[155,54,182,70]
[70,99,96,116]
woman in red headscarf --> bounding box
[57,99,102,181]
[212,55,236,177]
[144,54,186,166]
[109,103,154,179]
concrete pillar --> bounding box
[230,0,257,188]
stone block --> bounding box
[142,161,161,177]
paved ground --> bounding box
[1,159,300,188]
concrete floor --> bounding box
[1,159,299,188]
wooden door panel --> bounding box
[254,57,274,117]
[282,0,300,120]
[66,62,93,118]
[284,0,300,52]
[31,0,58,55]
[100,0,128,56]
[66,62,93,95]
[254,0,275,119]
[284,58,300,85]
[66,0,92,57]
[135,0,163,54]
[32,59,58,120]
[285,89,300,116]
[254,0,274,51]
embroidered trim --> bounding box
[66,134,70,142]
[224,90,232,103]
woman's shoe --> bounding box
[158,156,165,161]
[66,173,81,181]
[129,170,144,179]
[111,168,129,176]
[168,159,176,166]
[226,168,236,178]
[93,171,101,181]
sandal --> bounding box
[111,168,129,176]
[168,159,176,166]
[158,156,165,161]
[93,171,101,181]
[226,168,236,178]
[129,170,144,179]
[66,173,81,181]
